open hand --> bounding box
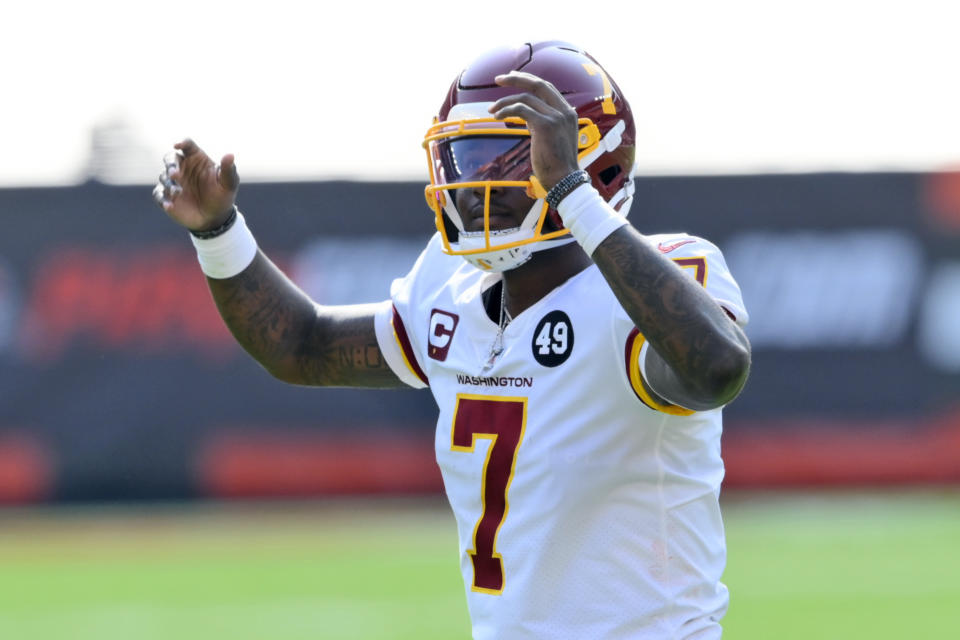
[153,139,239,232]
[489,72,580,190]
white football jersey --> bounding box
[373,232,748,640]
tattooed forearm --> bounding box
[299,314,397,387]
[206,251,404,389]
[336,344,385,370]
[592,226,750,409]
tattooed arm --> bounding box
[591,226,751,411]
[153,139,404,389]
[208,251,404,388]
[490,73,749,411]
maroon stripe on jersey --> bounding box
[392,305,428,386]
[623,328,657,412]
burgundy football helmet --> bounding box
[423,41,636,271]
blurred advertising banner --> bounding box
[1,174,958,502]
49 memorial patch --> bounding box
[531,310,574,367]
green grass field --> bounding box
[0,491,957,639]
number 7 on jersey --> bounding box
[451,394,528,594]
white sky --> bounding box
[2,0,958,185]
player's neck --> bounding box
[501,242,592,318]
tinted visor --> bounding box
[437,136,532,184]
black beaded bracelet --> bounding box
[545,170,590,209]
[190,206,238,240]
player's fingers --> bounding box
[152,182,179,214]
[494,71,570,112]
[175,147,215,190]
[157,171,175,193]
[163,150,181,172]
[218,153,239,192]
[152,182,165,208]
[155,172,182,203]
[489,92,555,120]
[491,102,552,126]
[174,138,200,156]
[161,151,182,184]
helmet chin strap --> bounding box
[457,227,535,272]
[450,197,535,271]
[451,195,585,272]
[457,229,577,272]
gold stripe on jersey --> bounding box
[621,253,710,415]
[672,255,708,286]
[625,329,696,416]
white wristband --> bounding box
[190,210,258,279]
[556,184,628,256]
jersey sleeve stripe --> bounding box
[391,305,429,386]
[624,328,695,416]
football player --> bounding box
[154,40,751,640]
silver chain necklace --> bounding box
[481,282,512,374]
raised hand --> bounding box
[153,139,239,232]
[488,71,581,190]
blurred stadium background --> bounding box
[3,2,960,638]
[2,165,959,639]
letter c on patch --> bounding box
[428,309,459,361]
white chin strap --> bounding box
[456,228,577,272]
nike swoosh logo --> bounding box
[657,239,696,253]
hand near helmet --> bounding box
[489,71,581,190]
[153,139,239,232]
[423,41,636,272]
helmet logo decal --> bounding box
[581,63,617,115]
[531,311,574,367]
[428,309,460,361]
